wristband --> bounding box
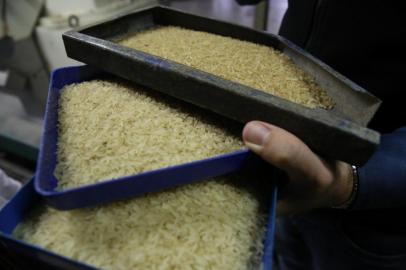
[332,165,359,209]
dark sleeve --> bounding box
[235,0,262,5]
[352,127,406,209]
[279,0,406,133]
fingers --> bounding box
[276,162,354,216]
[276,200,295,216]
[242,121,355,214]
[276,195,321,216]
[242,121,332,183]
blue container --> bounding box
[35,65,265,210]
[0,179,277,270]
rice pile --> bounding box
[55,80,244,189]
[119,26,334,109]
[14,175,269,270]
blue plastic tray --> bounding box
[35,65,265,210]
[0,179,277,270]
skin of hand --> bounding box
[242,121,354,216]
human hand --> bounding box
[242,121,354,216]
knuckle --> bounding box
[270,151,291,166]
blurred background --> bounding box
[0,0,287,185]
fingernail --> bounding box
[245,142,263,153]
[243,122,271,151]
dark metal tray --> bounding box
[63,5,381,165]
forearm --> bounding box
[352,127,406,209]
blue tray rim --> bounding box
[35,148,251,196]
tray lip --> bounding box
[0,179,277,270]
[34,65,260,208]
[66,4,381,107]
[0,233,99,270]
[35,148,251,196]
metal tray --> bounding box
[63,5,381,166]
[0,179,277,270]
[35,65,267,210]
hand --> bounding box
[242,121,354,216]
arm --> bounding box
[354,128,406,209]
[242,121,406,215]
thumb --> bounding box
[242,121,330,180]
